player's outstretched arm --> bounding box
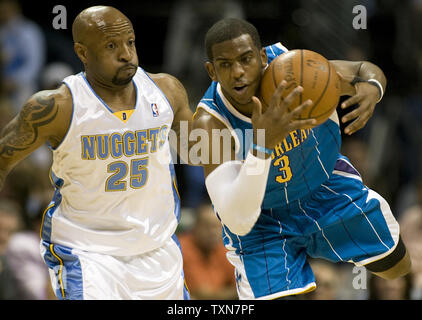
[194,82,315,236]
[330,60,387,135]
[0,85,72,190]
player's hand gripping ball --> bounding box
[259,49,341,128]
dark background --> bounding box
[0,0,421,301]
[17,0,422,213]
[20,1,420,88]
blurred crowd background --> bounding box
[0,0,421,300]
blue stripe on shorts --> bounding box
[42,242,83,300]
[223,158,398,299]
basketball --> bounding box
[259,49,341,127]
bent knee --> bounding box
[365,237,412,280]
[372,252,411,280]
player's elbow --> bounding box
[217,204,261,236]
[228,223,254,236]
[208,193,261,235]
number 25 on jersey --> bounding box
[105,157,149,191]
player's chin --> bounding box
[112,75,134,86]
[233,95,253,106]
[112,67,137,85]
[231,89,254,105]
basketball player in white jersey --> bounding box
[0,6,194,299]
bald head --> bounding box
[72,6,138,87]
[72,6,133,44]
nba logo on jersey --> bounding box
[151,103,159,117]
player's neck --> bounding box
[221,89,255,118]
[85,73,136,111]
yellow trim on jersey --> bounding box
[113,109,135,123]
[184,279,190,295]
[40,203,55,239]
[50,244,66,299]
[48,167,54,187]
[173,176,180,200]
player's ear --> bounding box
[260,48,268,68]
[74,42,88,66]
[205,61,217,82]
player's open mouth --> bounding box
[234,85,248,94]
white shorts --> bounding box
[40,236,189,300]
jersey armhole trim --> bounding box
[50,81,75,152]
[196,103,241,155]
[275,42,289,52]
[216,83,252,124]
[140,68,175,121]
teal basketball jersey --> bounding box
[197,42,342,208]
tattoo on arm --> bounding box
[0,96,58,158]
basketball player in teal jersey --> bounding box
[193,18,411,299]
[0,6,195,299]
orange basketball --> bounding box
[259,49,341,127]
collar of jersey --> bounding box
[216,83,252,124]
[80,72,139,118]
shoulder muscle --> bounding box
[193,108,236,176]
[148,72,189,114]
[0,85,72,165]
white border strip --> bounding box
[256,282,316,300]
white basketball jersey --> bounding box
[40,68,180,256]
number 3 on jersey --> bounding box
[273,155,293,184]
[105,157,149,191]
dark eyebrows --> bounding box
[215,49,254,62]
[240,50,254,57]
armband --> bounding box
[204,151,271,235]
[251,143,273,155]
[367,79,384,103]
[350,76,384,103]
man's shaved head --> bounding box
[72,6,138,87]
[72,6,133,44]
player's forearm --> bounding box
[352,61,387,103]
[0,168,8,191]
[0,155,12,191]
[0,117,18,139]
[205,151,271,236]
[0,131,15,190]
[357,61,387,96]
[0,94,59,191]
[0,142,20,191]
[331,60,387,99]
